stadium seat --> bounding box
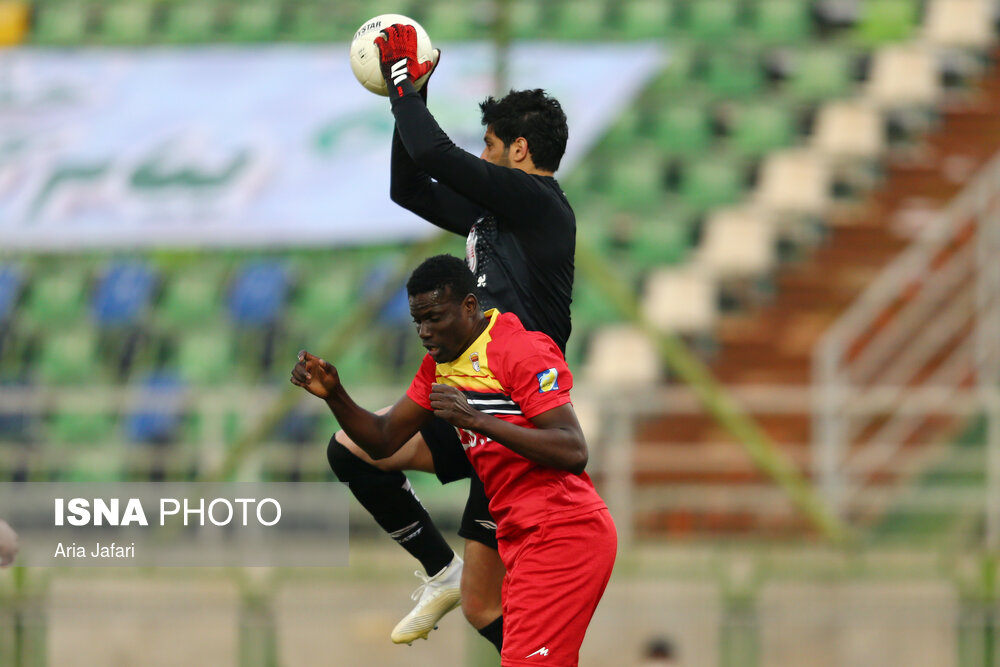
[866,45,941,110]
[618,0,676,39]
[603,147,665,213]
[21,267,89,329]
[288,266,357,331]
[641,265,718,335]
[158,268,223,330]
[811,99,885,162]
[99,0,156,45]
[223,1,281,42]
[91,262,157,328]
[572,281,622,331]
[36,329,102,385]
[685,0,741,43]
[703,51,765,99]
[0,265,23,323]
[227,261,291,327]
[754,148,831,218]
[652,103,713,157]
[677,156,745,212]
[697,207,777,279]
[176,328,236,386]
[162,0,220,43]
[786,49,854,102]
[854,0,919,46]
[420,0,482,41]
[47,410,116,446]
[923,0,994,50]
[31,1,90,45]
[752,0,812,45]
[509,0,546,39]
[628,214,697,270]
[582,324,661,386]
[123,373,187,444]
[728,102,795,157]
[552,0,609,40]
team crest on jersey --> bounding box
[470,352,481,373]
[536,368,559,393]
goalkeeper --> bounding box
[327,24,576,652]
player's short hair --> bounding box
[406,254,477,304]
[480,89,568,173]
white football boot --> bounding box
[390,554,463,644]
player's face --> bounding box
[409,288,476,363]
[481,127,512,168]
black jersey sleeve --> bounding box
[390,124,482,236]
[389,84,554,229]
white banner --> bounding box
[0,43,664,250]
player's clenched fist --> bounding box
[290,350,341,400]
[429,383,480,430]
[374,23,435,90]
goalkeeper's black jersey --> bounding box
[388,84,575,352]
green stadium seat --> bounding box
[224,1,281,42]
[678,156,744,212]
[854,0,918,46]
[572,280,621,330]
[728,102,795,157]
[288,2,344,42]
[552,0,609,40]
[786,49,854,102]
[47,412,116,447]
[420,0,481,41]
[686,0,741,42]
[158,270,223,330]
[288,266,357,331]
[752,0,811,45]
[629,214,696,269]
[618,0,675,39]
[162,0,220,43]
[704,51,764,99]
[36,329,101,385]
[22,269,88,329]
[173,329,235,385]
[509,0,545,39]
[31,2,90,45]
[652,103,712,157]
[599,106,643,153]
[602,148,665,213]
[99,0,155,45]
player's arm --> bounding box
[390,124,482,236]
[429,385,588,474]
[290,351,430,460]
[375,26,545,221]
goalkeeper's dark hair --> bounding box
[480,89,568,172]
[406,255,478,304]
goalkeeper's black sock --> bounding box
[476,616,503,653]
[327,435,454,576]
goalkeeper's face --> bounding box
[480,127,512,169]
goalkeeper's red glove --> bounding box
[374,24,435,97]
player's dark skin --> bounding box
[289,287,588,472]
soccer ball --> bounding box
[349,14,435,97]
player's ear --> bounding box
[511,137,529,162]
[462,293,478,315]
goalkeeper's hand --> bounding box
[374,24,436,96]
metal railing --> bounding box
[813,149,1000,541]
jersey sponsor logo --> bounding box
[526,647,550,658]
[470,351,481,373]
[536,368,559,393]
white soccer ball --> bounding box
[349,14,435,97]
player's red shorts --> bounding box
[498,508,617,667]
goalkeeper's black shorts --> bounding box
[420,416,498,550]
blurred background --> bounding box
[1,0,1000,665]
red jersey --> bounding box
[407,309,607,538]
